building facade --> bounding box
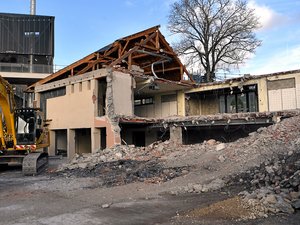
[30,26,300,159]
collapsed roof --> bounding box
[29,25,192,90]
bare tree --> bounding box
[168,0,261,82]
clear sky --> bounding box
[1,0,300,77]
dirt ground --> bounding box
[0,158,299,225]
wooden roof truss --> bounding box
[33,25,192,87]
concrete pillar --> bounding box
[177,91,186,116]
[48,130,55,156]
[68,129,76,159]
[91,127,101,153]
[170,126,183,145]
[257,78,269,112]
[34,92,41,108]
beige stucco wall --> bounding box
[267,72,300,111]
[46,80,95,129]
[112,71,134,116]
[94,116,121,148]
[135,92,178,118]
[177,91,186,116]
[256,78,268,112]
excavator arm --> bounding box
[0,76,17,150]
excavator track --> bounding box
[22,152,48,175]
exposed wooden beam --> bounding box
[157,31,193,81]
[104,44,119,56]
[135,44,175,56]
[128,54,132,70]
[109,31,157,67]
[118,43,122,58]
[149,39,157,48]
[120,25,160,42]
[120,40,130,55]
[132,53,149,59]
[156,31,160,49]
[76,60,108,75]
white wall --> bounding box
[267,74,300,111]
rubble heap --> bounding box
[58,141,179,171]
[234,152,300,216]
[56,142,191,186]
[56,115,300,217]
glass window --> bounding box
[237,94,247,112]
[248,92,258,112]
[134,97,154,106]
[227,95,236,113]
[219,95,225,113]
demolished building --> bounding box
[28,26,300,159]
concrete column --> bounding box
[68,129,76,159]
[48,130,56,156]
[170,126,183,145]
[34,92,41,108]
[177,91,186,116]
[91,127,100,153]
[257,78,269,112]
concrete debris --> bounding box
[58,158,190,187]
[234,151,300,217]
[215,143,226,151]
[218,155,226,162]
[55,115,300,218]
[101,203,111,209]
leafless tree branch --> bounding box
[168,0,261,82]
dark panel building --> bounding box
[0,13,54,74]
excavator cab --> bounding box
[15,108,49,150]
[0,108,49,174]
[15,108,40,145]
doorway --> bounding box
[75,128,91,154]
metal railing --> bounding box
[0,62,53,74]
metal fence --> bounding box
[0,62,53,74]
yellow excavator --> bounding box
[0,76,49,175]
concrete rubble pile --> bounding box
[56,141,191,186]
[235,152,300,217]
[56,115,300,217]
[58,140,178,171]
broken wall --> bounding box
[111,71,134,116]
